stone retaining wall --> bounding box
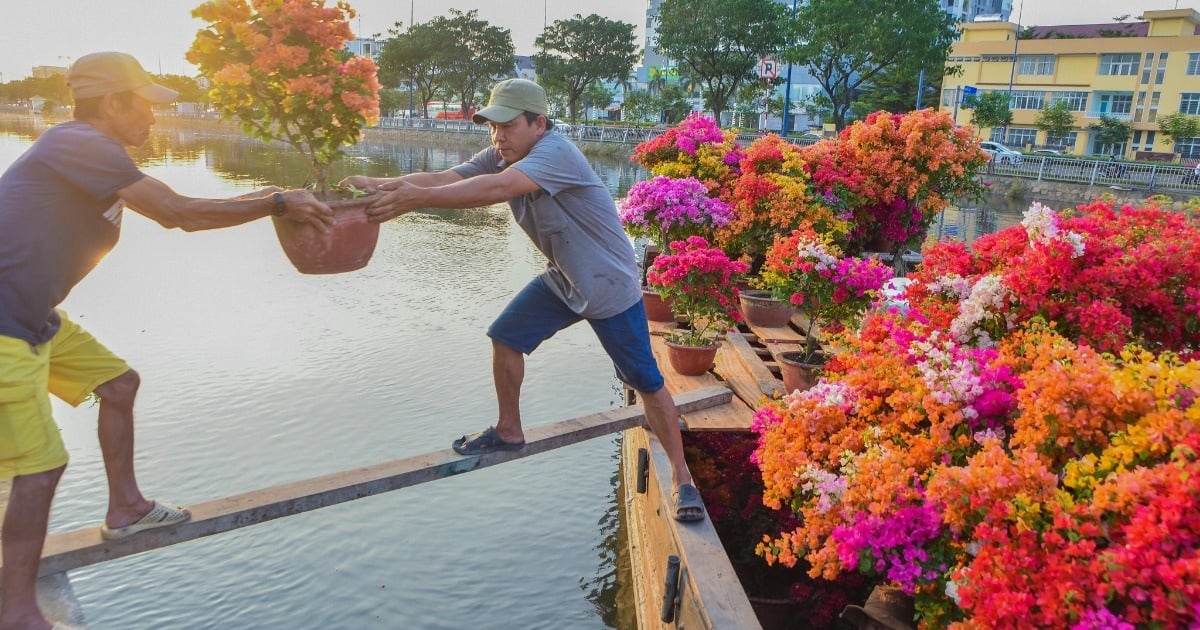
[985,174,1196,211]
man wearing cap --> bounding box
[0,52,333,630]
[340,78,705,523]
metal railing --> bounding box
[984,155,1200,194]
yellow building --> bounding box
[942,8,1200,159]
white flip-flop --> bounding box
[99,500,191,541]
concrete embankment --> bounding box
[980,174,1197,211]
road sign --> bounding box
[759,58,779,79]
[962,85,978,95]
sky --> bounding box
[0,0,1187,83]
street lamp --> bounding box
[780,0,798,136]
[407,0,414,122]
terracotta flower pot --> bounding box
[739,290,795,328]
[273,194,380,274]
[664,339,719,376]
[777,351,824,393]
[643,288,676,322]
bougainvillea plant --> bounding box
[188,0,381,194]
[631,113,743,192]
[647,236,749,347]
[618,176,735,253]
[800,109,987,260]
[755,227,892,362]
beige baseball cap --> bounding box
[472,78,547,124]
[67,52,179,103]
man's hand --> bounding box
[279,189,334,233]
[364,179,423,223]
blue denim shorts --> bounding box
[487,277,665,393]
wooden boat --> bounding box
[619,314,817,629]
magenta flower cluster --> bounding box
[672,112,727,155]
[619,176,735,249]
[832,499,945,593]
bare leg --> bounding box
[491,340,526,444]
[638,387,693,488]
[0,466,64,630]
[92,369,152,529]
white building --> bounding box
[344,37,381,61]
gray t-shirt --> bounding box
[0,120,142,344]
[452,132,641,319]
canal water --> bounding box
[1,116,1030,629]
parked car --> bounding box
[1031,148,1064,156]
[980,141,1024,165]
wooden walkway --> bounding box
[2,385,732,580]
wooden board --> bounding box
[12,386,732,580]
[678,399,756,431]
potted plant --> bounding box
[646,236,749,375]
[187,0,383,274]
[755,227,892,392]
[619,176,736,321]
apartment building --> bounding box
[942,8,1200,158]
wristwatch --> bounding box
[271,192,286,216]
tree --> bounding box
[378,21,455,118]
[854,63,950,115]
[580,81,615,121]
[1034,100,1075,146]
[152,74,206,104]
[654,0,787,124]
[1087,114,1132,153]
[1156,111,1200,147]
[533,14,639,123]
[435,10,515,118]
[970,91,1014,132]
[786,0,957,129]
[620,89,660,125]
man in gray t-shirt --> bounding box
[343,79,704,522]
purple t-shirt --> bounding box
[0,120,144,344]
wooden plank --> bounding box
[624,428,761,629]
[678,399,756,431]
[724,331,784,400]
[14,386,732,579]
[711,340,767,405]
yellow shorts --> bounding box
[0,311,130,478]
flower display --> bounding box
[188,0,381,193]
[631,113,742,191]
[754,227,892,362]
[647,236,749,347]
[618,176,735,252]
[750,197,1200,627]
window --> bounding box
[1009,90,1045,110]
[1018,55,1055,76]
[1046,130,1077,149]
[1180,93,1200,115]
[1135,91,1146,122]
[1142,52,1154,84]
[1157,53,1169,84]
[1176,137,1200,159]
[1050,91,1088,111]
[942,88,961,107]
[1099,53,1139,76]
[1149,92,1161,123]
[988,128,1005,142]
[1131,130,1143,152]
[1189,52,1200,75]
[1094,93,1133,118]
[1005,128,1037,148]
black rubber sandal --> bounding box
[672,483,706,522]
[452,426,526,455]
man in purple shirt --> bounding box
[0,52,332,630]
